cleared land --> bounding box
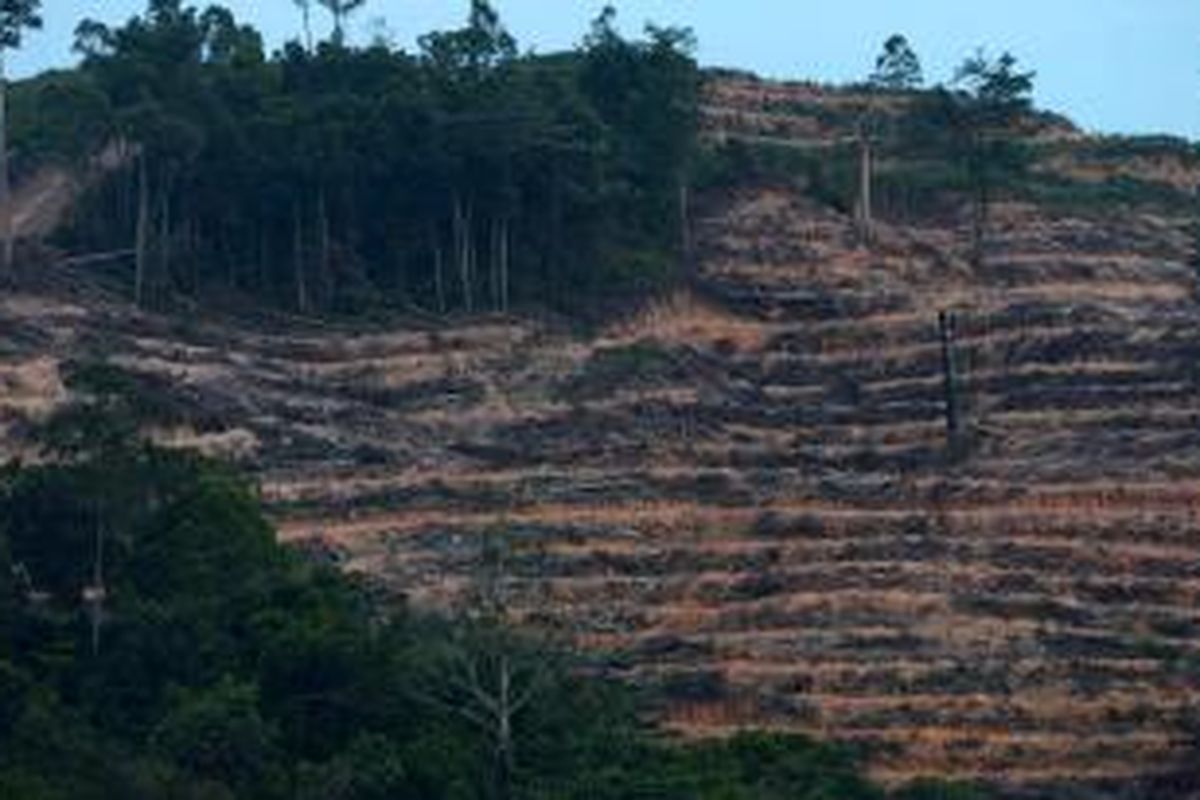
[2,77,1200,796]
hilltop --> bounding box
[3,40,1200,800]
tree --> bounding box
[293,0,314,51]
[0,0,41,279]
[418,0,519,313]
[417,530,551,800]
[59,0,700,315]
[870,34,922,90]
[151,677,280,795]
[947,50,1035,266]
[317,0,367,46]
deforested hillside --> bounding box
[3,8,1200,797]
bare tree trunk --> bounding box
[293,200,307,312]
[488,218,496,312]
[453,194,473,313]
[159,178,171,297]
[678,179,693,279]
[257,228,268,291]
[394,231,407,305]
[86,515,105,657]
[189,218,199,290]
[490,218,505,312]
[499,218,509,313]
[135,154,151,308]
[495,654,514,800]
[855,136,873,246]
[222,217,234,287]
[431,222,445,314]
[301,2,313,52]
[466,202,476,313]
[317,187,330,306]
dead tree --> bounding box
[416,528,550,800]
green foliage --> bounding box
[9,71,110,169]
[953,51,1035,120]
[36,360,197,456]
[43,1,699,316]
[697,137,860,215]
[870,34,923,90]
[151,678,281,794]
[0,0,40,51]
[295,733,408,800]
[1020,172,1193,214]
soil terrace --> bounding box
[2,78,1199,796]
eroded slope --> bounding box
[2,78,1200,796]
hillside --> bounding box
[3,74,1200,797]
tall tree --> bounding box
[948,50,1035,266]
[418,529,551,800]
[870,34,923,90]
[0,0,41,279]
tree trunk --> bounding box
[135,154,151,308]
[293,200,307,313]
[332,9,345,46]
[856,136,873,246]
[317,187,330,306]
[431,221,445,314]
[301,3,313,52]
[394,230,407,305]
[158,177,171,296]
[499,218,509,313]
[495,654,514,800]
[549,164,563,304]
[489,218,498,312]
[453,194,473,313]
[466,202,476,313]
[679,179,692,277]
[257,228,268,292]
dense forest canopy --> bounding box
[21,0,700,315]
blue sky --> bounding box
[14,1,1200,139]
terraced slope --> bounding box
[2,78,1200,796]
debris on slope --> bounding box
[1,77,1199,798]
